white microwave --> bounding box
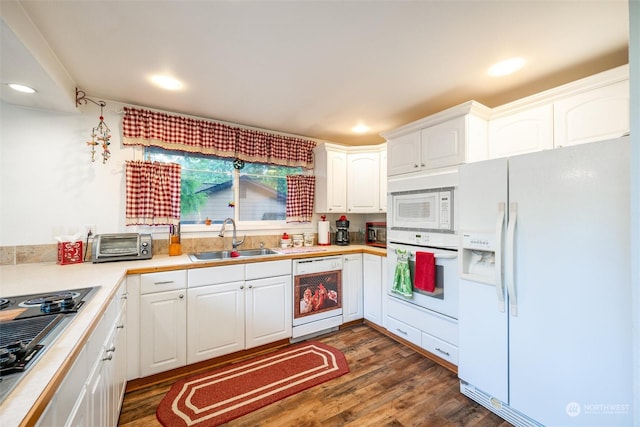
[390,187,454,232]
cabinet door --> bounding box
[489,104,554,158]
[187,282,245,363]
[379,147,387,212]
[554,80,629,147]
[140,289,187,376]
[112,301,127,423]
[387,131,421,175]
[315,146,347,213]
[363,254,383,325]
[421,116,466,169]
[245,275,292,348]
[347,152,380,213]
[342,254,364,323]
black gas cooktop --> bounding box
[0,287,96,402]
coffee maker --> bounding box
[335,215,350,246]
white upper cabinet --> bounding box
[489,104,554,158]
[315,142,387,214]
[553,79,629,147]
[386,131,422,175]
[383,101,491,176]
[488,64,629,157]
[379,145,387,212]
[347,151,380,213]
[314,143,348,213]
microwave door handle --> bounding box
[495,203,506,313]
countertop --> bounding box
[0,245,386,426]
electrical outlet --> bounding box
[84,225,96,238]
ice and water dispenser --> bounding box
[460,232,498,284]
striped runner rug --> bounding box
[156,341,349,426]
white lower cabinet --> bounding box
[140,289,187,376]
[385,296,458,366]
[363,253,383,326]
[187,279,245,362]
[133,260,292,377]
[37,282,128,427]
[342,254,364,323]
[245,274,292,348]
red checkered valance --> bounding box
[286,175,315,223]
[125,161,181,226]
[122,107,316,169]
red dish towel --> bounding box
[414,252,436,292]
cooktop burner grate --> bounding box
[0,316,60,348]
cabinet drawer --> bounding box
[422,332,458,366]
[386,316,421,347]
[245,259,291,280]
[140,270,186,294]
[188,264,245,288]
[386,297,457,345]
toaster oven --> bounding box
[91,233,152,263]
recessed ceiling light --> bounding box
[352,123,370,134]
[488,57,526,77]
[150,75,183,90]
[7,83,37,93]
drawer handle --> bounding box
[396,328,408,335]
[435,347,450,357]
[102,354,113,361]
[116,324,124,329]
[154,280,174,285]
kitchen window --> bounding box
[145,147,303,226]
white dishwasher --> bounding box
[291,256,343,341]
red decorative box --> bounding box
[57,241,83,265]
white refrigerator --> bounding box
[457,138,632,426]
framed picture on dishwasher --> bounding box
[293,271,342,319]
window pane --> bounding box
[146,147,234,224]
[145,147,302,223]
[238,163,301,221]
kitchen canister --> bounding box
[280,233,291,248]
[292,234,304,248]
[318,215,330,246]
[303,232,314,247]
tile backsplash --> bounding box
[1,233,354,265]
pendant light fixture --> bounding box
[76,88,111,163]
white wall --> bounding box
[0,100,136,245]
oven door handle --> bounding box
[387,244,457,259]
[434,253,457,259]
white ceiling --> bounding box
[0,0,629,145]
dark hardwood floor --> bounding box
[118,324,511,426]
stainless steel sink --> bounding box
[189,248,279,262]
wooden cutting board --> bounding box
[0,308,27,322]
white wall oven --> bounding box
[387,242,458,319]
[387,169,459,319]
[292,256,343,340]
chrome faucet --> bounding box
[218,217,245,251]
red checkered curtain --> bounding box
[286,175,315,223]
[122,107,316,168]
[125,161,181,226]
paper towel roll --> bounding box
[318,221,330,245]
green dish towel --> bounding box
[392,248,413,298]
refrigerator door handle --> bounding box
[507,202,518,316]
[495,202,506,312]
